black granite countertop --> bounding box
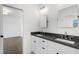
[31,32,79,50]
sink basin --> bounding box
[36,34,43,36]
[55,38,75,44]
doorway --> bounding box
[2,5,23,54]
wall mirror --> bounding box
[57,5,79,28]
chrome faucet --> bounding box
[69,36,74,40]
[65,32,67,39]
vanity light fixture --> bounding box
[3,7,12,15]
[40,6,48,16]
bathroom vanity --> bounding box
[31,32,79,54]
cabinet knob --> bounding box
[42,40,45,42]
[0,35,3,38]
[42,47,45,50]
[33,41,36,43]
[56,52,59,54]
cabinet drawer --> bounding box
[48,46,58,54]
[48,41,62,50]
[35,46,41,54]
[36,40,48,54]
[41,46,48,54]
[31,36,37,53]
[31,41,36,51]
[36,42,48,54]
[48,40,79,54]
[40,39,48,46]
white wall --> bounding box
[9,4,40,54]
[23,5,40,54]
[44,4,79,36]
[0,5,3,35]
[43,4,58,33]
[0,5,3,54]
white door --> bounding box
[3,5,23,38]
[0,5,3,54]
[3,5,23,54]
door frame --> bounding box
[2,4,24,54]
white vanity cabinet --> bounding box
[37,36,48,54]
[47,40,64,54]
[47,40,79,54]
[47,45,58,54]
[61,45,79,54]
[31,35,79,54]
[31,36,48,54]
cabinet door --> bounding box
[47,40,66,54]
[40,46,48,54]
[40,39,48,54]
[48,46,58,54]
[35,37,41,54]
[48,41,61,50]
[48,41,59,54]
[31,36,48,54]
[31,36,37,53]
[40,38,48,46]
[35,45,42,54]
[31,36,42,54]
[62,45,79,54]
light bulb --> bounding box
[3,7,11,15]
[40,6,48,15]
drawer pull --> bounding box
[56,52,59,54]
[42,40,45,42]
[42,47,45,50]
[0,35,3,38]
[33,41,36,43]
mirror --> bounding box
[58,5,79,28]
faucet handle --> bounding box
[65,32,67,35]
[59,35,63,39]
[64,32,68,39]
[69,36,74,40]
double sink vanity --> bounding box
[31,32,79,54]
